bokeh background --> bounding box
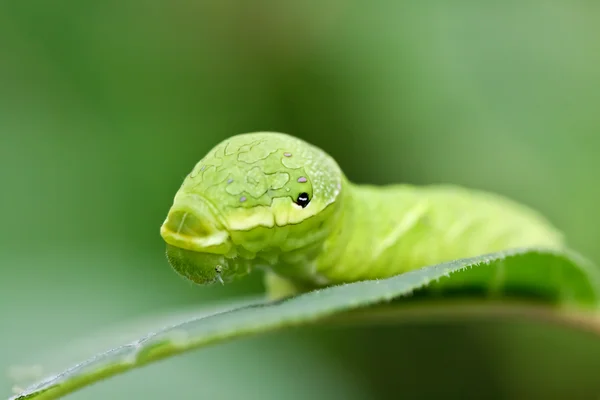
[2,2,600,399]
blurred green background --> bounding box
[2,1,600,399]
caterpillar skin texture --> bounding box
[160,132,564,297]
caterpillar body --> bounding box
[160,132,563,297]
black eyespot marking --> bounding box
[296,192,310,208]
[215,265,223,274]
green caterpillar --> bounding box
[160,132,564,298]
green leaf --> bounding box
[10,248,600,400]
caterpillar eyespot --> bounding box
[160,131,565,298]
[296,192,310,208]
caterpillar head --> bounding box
[160,132,345,285]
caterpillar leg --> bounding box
[263,271,305,300]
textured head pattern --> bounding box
[161,132,346,285]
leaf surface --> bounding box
[10,248,600,400]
